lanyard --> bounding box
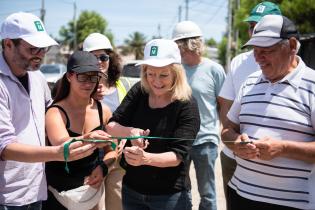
[63,136,195,173]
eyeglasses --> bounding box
[76,73,101,83]
[29,46,50,55]
[14,39,50,55]
[96,54,109,62]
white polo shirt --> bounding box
[219,51,260,158]
[227,58,315,209]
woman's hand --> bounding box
[84,165,104,189]
[130,128,150,149]
[83,130,113,149]
[123,146,147,166]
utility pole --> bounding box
[185,0,189,20]
[73,0,77,50]
[40,0,45,23]
[157,24,161,38]
[178,6,182,22]
[225,0,233,72]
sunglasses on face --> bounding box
[96,54,109,62]
[17,39,50,55]
[76,73,101,83]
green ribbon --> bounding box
[63,136,195,173]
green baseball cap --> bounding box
[244,1,281,23]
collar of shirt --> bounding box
[255,56,306,90]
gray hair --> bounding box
[175,37,204,56]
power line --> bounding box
[205,0,227,24]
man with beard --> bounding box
[0,12,108,209]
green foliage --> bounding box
[121,32,147,60]
[235,0,315,47]
[59,10,113,50]
[280,0,315,33]
[218,36,227,67]
[205,38,217,47]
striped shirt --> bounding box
[227,57,315,209]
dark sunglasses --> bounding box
[96,54,109,62]
[76,73,101,83]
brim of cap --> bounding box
[21,33,58,48]
[172,35,202,41]
[135,58,180,67]
[71,65,100,74]
[242,37,282,49]
[244,15,261,23]
[83,46,113,52]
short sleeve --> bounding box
[213,64,226,97]
[226,83,244,125]
[219,69,236,100]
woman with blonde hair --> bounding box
[106,39,200,210]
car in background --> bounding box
[121,60,142,86]
[40,63,66,90]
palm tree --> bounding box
[122,32,146,60]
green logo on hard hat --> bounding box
[150,46,158,56]
[34,21,44,31]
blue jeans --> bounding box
[190,142,218,210]
[122,184,192,210]
[0,201,42,210]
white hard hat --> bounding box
[172,21,203,41]
[83,33,113,52]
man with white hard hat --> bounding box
[172,21,226,210]
[0,12,104,209]
[222,15,315,210]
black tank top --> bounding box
[45,100,104,191]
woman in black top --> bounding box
[43,51,114,210]
[106,39,200,210]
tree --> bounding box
[217,36,227,67]
[205,38,217,47]
[59,10,113,50]
[234,0,315,47]
[121,32,147,60]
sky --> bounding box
[0,0,228,46]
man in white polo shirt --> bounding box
[218,2,281,209]
[222,15,315,210]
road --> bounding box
[190,145,226,210]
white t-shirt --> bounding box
[219,50,260,158]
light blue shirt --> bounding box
[184,57,225,146]
[0,53,52,205]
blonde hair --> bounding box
[140,63,192,101]
[175,37,204,56]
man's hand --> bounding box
[233,133,260,159]
[254,137,285,160]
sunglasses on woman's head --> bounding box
[96,54,109,62]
